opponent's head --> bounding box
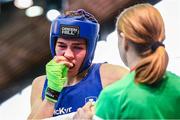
[116,3,168,85]
[50,9,100,73]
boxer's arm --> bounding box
[27,74,60,119]
[100,63,129,88]
[28,59,69,119]
[28,76,55,119]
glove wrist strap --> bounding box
[45,87,60,103]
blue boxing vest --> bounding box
[42,63,103,116]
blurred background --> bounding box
[0,0,180,119]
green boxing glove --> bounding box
[45,59,68,103]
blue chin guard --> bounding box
[50,9,100,73]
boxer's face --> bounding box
[55,38,87,77]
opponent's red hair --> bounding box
[116,3,169,85]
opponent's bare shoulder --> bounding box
[100,63,129,88]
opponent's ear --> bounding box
[120,32,128,51]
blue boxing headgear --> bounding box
[50,9,100,73]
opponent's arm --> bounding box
[73,102,94,120]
